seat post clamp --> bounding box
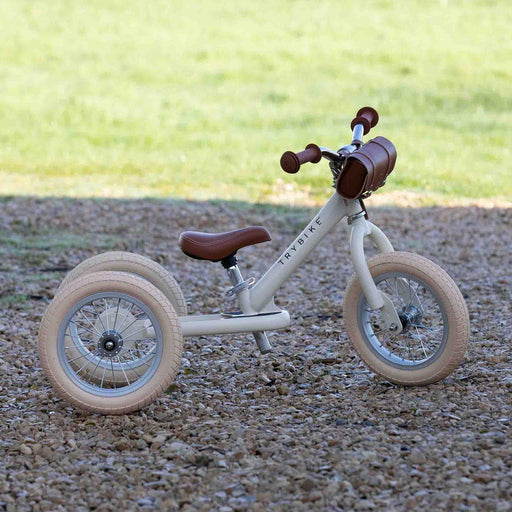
[226,277,256,297]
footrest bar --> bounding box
[179,311,290,337]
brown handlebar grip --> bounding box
[350,106,379,135]
[280,143,322,174]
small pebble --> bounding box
[19,444,32,455]
[301,478,317,492]
[408,449,427,465]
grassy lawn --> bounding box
[0,0,510,204]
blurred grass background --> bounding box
[0,0,510,205]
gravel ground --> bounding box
[0,197,511,512]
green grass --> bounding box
[0,0,510,204]
[0,293,31,311]
[0,228,118,267]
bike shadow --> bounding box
[0,193,508,292]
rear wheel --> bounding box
[59,251,187,316]
[38,271,183,414]
[343,252,469,385]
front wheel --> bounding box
[343,252,469,385]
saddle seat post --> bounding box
[221,255,272,354]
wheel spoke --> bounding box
[411,323,442,344]
[385,278,404,305]
[88,355,106,385]
[103,297,110,331]
[69,320,97,337]
[123,346,155,358]
[100,364,107,388]
[122,358,143,378]
[64,343,94,349]
[397,278,409,307]
[411,323,443,334]
[75,356,93,376]
[65,332,96,342]
[77,310,103,337]
[121,336,156,343]
[113,298,121,331]
[132,357,154,368]
[64,334,97,346]
[406,336,413,358]
[92,301,107,333]
[119,324,150,340]
[67,351,96,364]
[110,359,116,389]
[414,325,428,359]
[117,356,132,386]
[415,284,427,312]
[114,302,134,332]
[407,279,416,309]
[118,312,149,337]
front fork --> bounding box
[348,213,404,333]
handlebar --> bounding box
[280,143,322,174]
[350,106,379,135]
[280,106,379,174]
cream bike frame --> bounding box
[179,153,402,352]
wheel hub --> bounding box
[399,305,422,331]
[97,330,124,358]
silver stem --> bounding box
[352,123,364,145]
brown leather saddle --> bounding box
[179,226,271,262]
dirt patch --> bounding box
[0,197,511,511]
